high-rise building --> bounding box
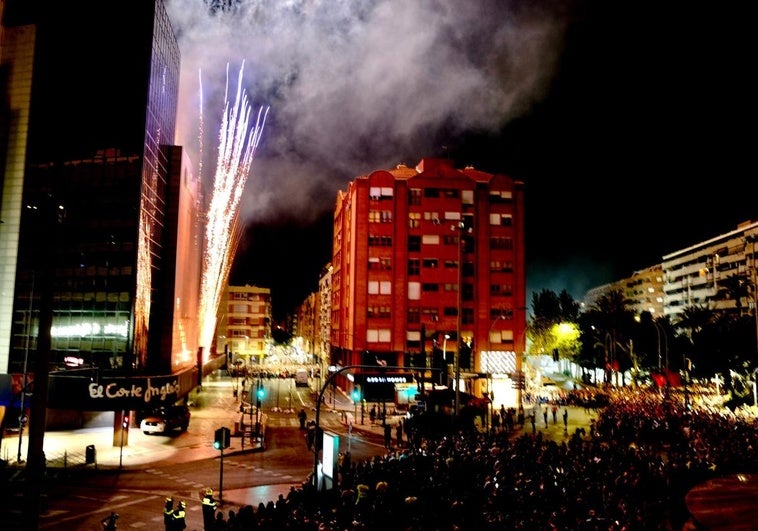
[331,158,526,409]
[215,284,272,369]
[0,1,201,424]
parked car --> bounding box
[140,404,190,435]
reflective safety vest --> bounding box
[202,495,217,515]
[172,508,186,529]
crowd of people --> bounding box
[196,388,758,530]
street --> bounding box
[2,372,388,530]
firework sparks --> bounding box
[197,61,269,357]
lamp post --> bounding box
[451,221,470,423]
[652,320,669,399]
[443,333,451,403]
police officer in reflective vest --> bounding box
[201,488,218,529]
[172,501,187,530]
[163,497,174,531]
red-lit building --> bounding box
[331,158,526,408]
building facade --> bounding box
[583,220,758,325]
[663,220,758,321]
[215,285,272,368]
[0,1,201,427]
[584,264,664,317]
[331,158,526,408]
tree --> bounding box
[527,289,582,362]
[578,289,636,386]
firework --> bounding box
[197,61,269,357]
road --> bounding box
[2,372,388,531]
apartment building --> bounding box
[215,285,272,366]
[583,220,758,324]
[330,158,526,407]
[584,264,664,317]
[663,220,758,321]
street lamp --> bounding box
[652,320,669,399]
[451,220,470,422]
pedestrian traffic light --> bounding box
[214,426,230,450]
[256,384,265,400]
[122,413,129,430]
[351,387,361,402]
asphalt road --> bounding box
[2,373,390,530]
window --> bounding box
[367,306,391,318]
[408,235,421,252]
[409,189,422,205]
[422,307,439,322]
[369,257,391,271]
[369,187,393,200]
[422,234,440,245]
[462,308,474,324]
[424,188,440,198]
[367,329,391,342]
[490,308,513,320]
[369,234,392,246]
[490,237,513,250]
[408,259,420,275]
[422,283,439,292]
[490,260,513,272]
[380,281,392,294]
[409,212,421,228]
[408,282,421,299]
[489,213,513,226]
[461,190,474,205]
[408,307,420,324]
[502,284,513,296]
[422,258,438,268]
[443,307,458,317]
[368,281,378,295]
[489,190,513,203]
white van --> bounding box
[294,369,309,387]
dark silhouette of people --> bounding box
[298,408,307,429]
[163,497,174,531]
[101,512,118,531]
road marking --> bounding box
[39,495,156,528]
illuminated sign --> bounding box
[359,373,414,384]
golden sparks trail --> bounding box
[198,61,269,357]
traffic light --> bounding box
[256,384,265,400]
[351,387,361,402]
[214,426,230,450]
[122,413,130,430]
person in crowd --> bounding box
[172,501,186,530]
[101,512,118,531]
[298,408,307,429]
[201,488,218,530]
[163,497,174,531]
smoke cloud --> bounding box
[166,0,572,224]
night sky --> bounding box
[166,1,754,321]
